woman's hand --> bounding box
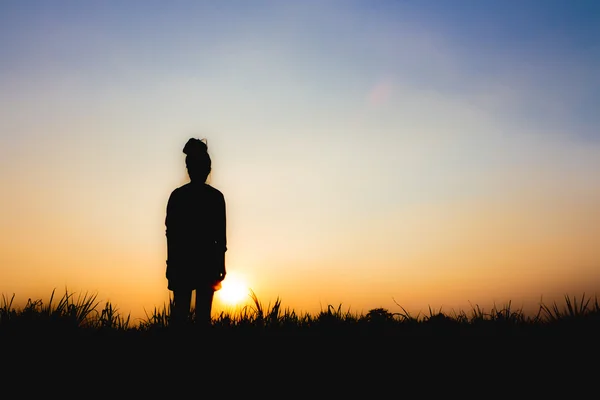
[218,269,226,282]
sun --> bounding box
[216,273,250,306]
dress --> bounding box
[165,182,227,291]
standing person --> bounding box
[165,138,227,328]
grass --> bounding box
[1,288,598,390]
[1,288,599,338]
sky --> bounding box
[1,0,599,321]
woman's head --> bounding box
[183,138,211,182]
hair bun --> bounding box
[183,138,208,156]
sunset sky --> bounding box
[1,1,599,321]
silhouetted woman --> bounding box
[165,138,227,327]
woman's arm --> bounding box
[216,192,227,279]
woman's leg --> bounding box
[194,286,215,326]
[171,289,192,327]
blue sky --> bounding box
[2,1,598,141]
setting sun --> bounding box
[216,273,250,306]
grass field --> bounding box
[1,288,598,392]
[2,288,599,338]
